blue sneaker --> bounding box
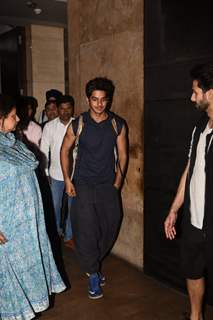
[98,272,106,286]
[88,273,103,299]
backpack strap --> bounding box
[111,118,119,172]
[70,115,84,180]
[112,117,127,184]
[111,117,118,135]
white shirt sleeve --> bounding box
[188,127,196,159]
[23,121,42,146]
[40,124,51,176]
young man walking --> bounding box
[164,63,213,320]
[61,77,127,299]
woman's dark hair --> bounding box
[0,94,16,119]
[190,63,213,92]
[27,96,38,119]
[16,96,38,131]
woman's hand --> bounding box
[0,231,8,245]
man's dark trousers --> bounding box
[71,183,122,274]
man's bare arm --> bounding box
[114,124,128,189]
[164,161,189,240]
[60,125,76,196]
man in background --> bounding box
[41,101,58,129]
[39,89,62,125]
[40,95,75,248]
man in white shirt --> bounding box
[39,89,62,125]
[164,63,213,320]
[40,95,75,244]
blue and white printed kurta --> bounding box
[0,132,66,320]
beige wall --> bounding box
[25,25,65,118]
[68,0,144,269]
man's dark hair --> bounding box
[56,95,75,108]
[0,94,16,119]
[85,77,115,103]
[190,63,213,92]
[46,89,63,101]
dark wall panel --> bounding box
[144,0,213,304]
[0,27,26,97]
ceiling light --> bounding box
[34,8,42,15]
[26,1,42,15]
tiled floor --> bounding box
[40,246,213,320]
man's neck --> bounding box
[89,110,108,123]
[59,118,71,126]
[209,118,213,128]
